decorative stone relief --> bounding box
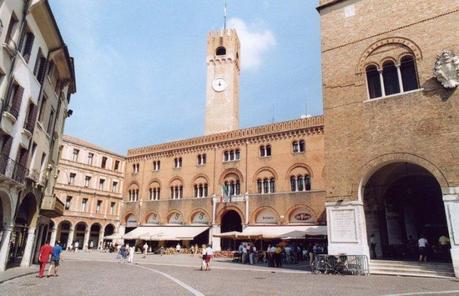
[434,50,459,88]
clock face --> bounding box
[212,78,227,92]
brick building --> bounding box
[317,0,458,276]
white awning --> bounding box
[242,225,327,239]
[104,234,122,240]
[122,226,209,241]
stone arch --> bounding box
[144,211,160,224]
[189,208,210,225]
[285,204,317,224]
[219,168,244,184]
[123,213,137,224]
[167,209,184,224]
[16,192,39,227]
[147,178,162,187]
[168,176,184,186]
[285,163,314,180]
[252,166,278,184]
[251,206,280,225]
[127,181,140,189]
[191,174,210,186]
[355,153,449,203]
[216,205,245,225]
[0,188,13,226]
[357,37,422,75]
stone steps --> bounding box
[370,260,455,279]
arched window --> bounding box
[382,61,400,95]
[128,185,139,201]
[194,183,208,198]
[223,173,240,197]
[256,177,275,194]
[216,46,226,56]
[149,182,160,201]
[170,179,183,199]
[290,175,311,192]
[366,65,382,99]
[400,55,419,92]
[259,144,272,157]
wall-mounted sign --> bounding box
[147,213,159,224]
[290,208,314,223]
[126,215,138,227]
[255,208,278,224]
[192,212,209,224]
[168,212,183,224]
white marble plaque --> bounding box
[448,203,459,245]
[330,209,358,243]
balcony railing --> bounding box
[23,119,35,133]
[5,103,20,119]
[0,153,28,184]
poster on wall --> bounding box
[147,213,159,224]
[192,212,209,224]
[255,208,278,224]
[290,208,314,223]
[168,212,183,224]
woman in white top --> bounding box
[205,245,213,271]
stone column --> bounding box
[326,200,370,258]
[66,227,75,250]
[0,224,14,271]
[442,187,459,278]
[244,193,249,225]
[49,226,57,247]
[83,228,90,250]
[118,224,125,245]
[98,229,104,250]
[20,227,36,267]
[210,225,221,251]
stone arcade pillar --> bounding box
[326,200,370,258]
[118,224,125,245]
[83,229,90,250]
[210,196,221,251]
[20,227,36,267]
[98,229,104,250]
[0,224,13,271]
[66,227,75,250]
[443,187,459,278]
[49,226,57,246]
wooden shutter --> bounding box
[22,32,34,62]
[10,85,24,118]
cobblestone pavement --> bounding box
[1,252,458,296]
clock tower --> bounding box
[204,29,240,135]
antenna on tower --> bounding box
[224,1,227,30]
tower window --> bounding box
[216,46,226,56]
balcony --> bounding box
[23,118,35,134]
[40,194,65,217]
[0,153,28,185]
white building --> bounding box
[0,0,76,271]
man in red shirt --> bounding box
[38,242,53,278]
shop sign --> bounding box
[192,212,208,224]
[168,212,183,224]
[290,208,313,223]
[256,209,278,224]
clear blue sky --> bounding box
[50,1,322,154]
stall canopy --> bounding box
[122,226,209,241]
[214,225,327,240]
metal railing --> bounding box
[311,254,369,276]
[0,153,28,184]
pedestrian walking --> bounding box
[37,242,53,278]
[128,245,135,263]
[370,234,377,259]
[200,244,207,271]
[176,242,181,254]
[142,242,148,258]
[418,235,428,262]
[48,241,63,277]
[204,245,213,271]
[74,241,79,252]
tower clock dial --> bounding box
[212,78,227,92]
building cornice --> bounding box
[58,159,124,179]
[127,116,324,161]
[63,135,126,159]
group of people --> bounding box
[238,243,258,265]
[117,244,136,263]
[369,233,451,262]
[37,241,63,278]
